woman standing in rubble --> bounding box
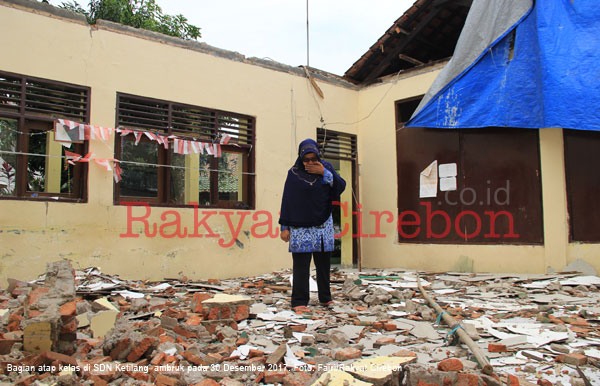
[279,138,346,313]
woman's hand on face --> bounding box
[305,162,324,175]
[280,229,290,242]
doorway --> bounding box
[317,128,359,268]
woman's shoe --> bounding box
[292,306,310,314]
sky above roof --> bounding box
[48,0,415,76]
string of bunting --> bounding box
[54,119,232,183]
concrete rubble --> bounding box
[0,261,599,385]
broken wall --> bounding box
[0,0,360,283]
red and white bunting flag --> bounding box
[94,158,112,171]
[190,141,202,154]
[120,129,132,137]
[64,150,82,165]
[108,127,115,137]
[205,143,214,155]
[178,139,186,154]
[83,126,92,140]
[173,138,180,154]
[215,144,222,157]
[113,162,123,183]
[77,124,85,140]
[160,136,169,149]
[220,134,231,145]
[144,132,158,142]
[99,126,108,141]
[134,131,143,145]
[79,152,93,162]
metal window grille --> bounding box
[0,71,89,121]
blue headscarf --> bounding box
[279,139,346,227]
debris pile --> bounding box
[0,261,599,385]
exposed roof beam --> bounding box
[363,5,443,83]
[398,54,424,66]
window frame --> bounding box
[114,93,255,209]
[0,70,90,202]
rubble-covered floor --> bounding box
[1,260,599,386]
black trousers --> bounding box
[291,251,332,307]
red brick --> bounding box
[391,349,418,357]
[15,375,39,386]
[160,334,175,344]
[185,314,202,326]
[207,278,220,285]
[192,293,212,311]
[206,307,220,320]
[234,305,249,321]
[383,322,397,331]
[283,371,312,386]
[248,349,264,358]
[508,374,520,386]
[374,336,396,347]
[290,325,306,332]
[437,358,463,372]
[27,310,43,318]
[334,347,362,361]
[206,352,223,364]
[456,373,480,386]
[59,301,77,317]
[164,355,178,363]
[110,337,132,360]
[28,287,49,306]
[126,337,155,362]
[556,353,587,366]
[236,337,249,346]
[7,321,21,331]
[61,318,77,334]
[416,380,438,386]
[42,351,78,367]
[537,380,552,386]
[488,343,507,353]
[372,322,384,330]
[220,306,232,319]
[264,369,289,383]
[155,373,179,386]
[86,375,108,386]
[9,313,24,323]
[174,325,197,339]
[183,350,207,366]
[151,351,166,365]
[192,380,219,386]
[127,371,150,381]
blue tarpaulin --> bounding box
[406,0,600,131]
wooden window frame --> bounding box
[114,93,255,209]
[0,70,90,202]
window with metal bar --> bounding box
[0,70,89,201]
[114,93,255,209]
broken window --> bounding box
[0,71,89,201]
[114,93,255,209]
[395,97,543,244]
